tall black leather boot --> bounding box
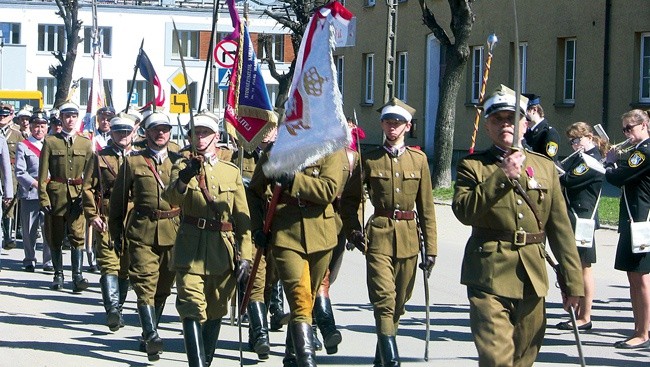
[269,280,285,331]
[117,277,130,328]
[313,295,342,354]
[373,342,381,367]
[283,327,297,367]
[100,274,122,331]
[312,322,322,351]
[50,247,64,290]
[71,248,89,292]
[202,318,221,367]
[248,301,270,359]
[182,318,205,367]
[378,334,400,367]
[291,322,316,367]
[137,304,163,361]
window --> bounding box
[364,53,374,104]
[38,24,66,52]
[336,55,344,95]
[397,52,408,101]
[640,33,650,102]
[519,43,528,93]
[257,34,285,63]
[80,79,113,107]
[470,46,484,103]
[563,38,576,103]
[83,27,112,56]
[172,30,200,59]
[0,23,20,44]
[127,80,154,107]
[37,77,57,106]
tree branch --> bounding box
[418,0,452,46]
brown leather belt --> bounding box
[279,194,317,207]
[135,206,181,220]
[50,177,83,185]
[374,208,416,220]
[471,227,546,245]
[183,215,233,231]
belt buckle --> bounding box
[514,230,527,246]
[297,197,306,208]
[197,218,206,229]
[392,210,401,220]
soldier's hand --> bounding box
[236,259,252,283]
[563,295,581,313]
[113,239,123,257]
[276,172,295,189]
[179,157,203,184]
[347,230,367,253]
[2,198,12,211]
[501,150,526,179]
[419,255,436,277]
[90,217,107,233]
[253,230,268,249]
[41,205,52,214]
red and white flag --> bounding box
[263,2,353,177]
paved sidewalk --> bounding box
[0,204,648,366]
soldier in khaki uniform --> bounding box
[38,102,93,292]
[347,98,437,367]
[164,113,252,367]
[452,86,584,366]
[249,149,343,367]
[82,114,135,332]
[1,103,25,249]
[109,111,182,361]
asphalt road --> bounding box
[0,203,648,366]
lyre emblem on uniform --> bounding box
[572,163,588,176]
[629,151,645,168]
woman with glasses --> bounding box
[556,122,607,331]
[604,109,650,349]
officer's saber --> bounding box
[569,305,587,367]
[512,0,522,150]
[416,213,430,361]
[172,19,197,157]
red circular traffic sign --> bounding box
[214,40,238,68]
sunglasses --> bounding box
[622,123,641,133]
[569,137,582,145]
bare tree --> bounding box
[50,0,83,108]
[419,0,475,188]
[261,0,329,112]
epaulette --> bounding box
[406,146,426,156]
[220,159,240,171]
[525,148,553,161]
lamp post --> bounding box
[0,30,4,89]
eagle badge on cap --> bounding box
[572,163,589,176]
[546,142,558,157]
[629,151,645,168]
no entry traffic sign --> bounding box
[214,40,238,68]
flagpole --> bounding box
[173,20,197,156]
[125,39,144,113]
[199,0,221,112]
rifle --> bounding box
[415,213,430,361]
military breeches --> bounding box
[176,270,236,323]
[272,246,332,324]
[264,248,281,303]
[468,287,545,367]
[129,242,175,307]
[96,227,129,278]
[366,253,417,336]
[44,211,85,250]
[250,246,267,303]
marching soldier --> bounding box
[92,106,116,150]
[522,93,560,161]
[1,103,25,249]
[82,114,135,332]
[164,113,252,367]
[38,102,93,292]
[347,98,437,367]
[109,111,182,361]
[452,86,583,366]
[16,111,51,272]
[249,148,343,367]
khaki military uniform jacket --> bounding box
[453,147,584,299]
[249,152,342,254]
[2,124,25,164]
[164,157,252,275]
[82,144,124,221]
[38,133,93,216]
[109,148,182,247]
[359,146,437,258]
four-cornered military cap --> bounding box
[142,111,171,130]
[97,106,116,117]
[190,111,221,133]
[58,102,80,115]
[377,97,416,122]
[522,93,541,109]
[30,110,48,124]
[110,113,135,132]
[483,84,529,118]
